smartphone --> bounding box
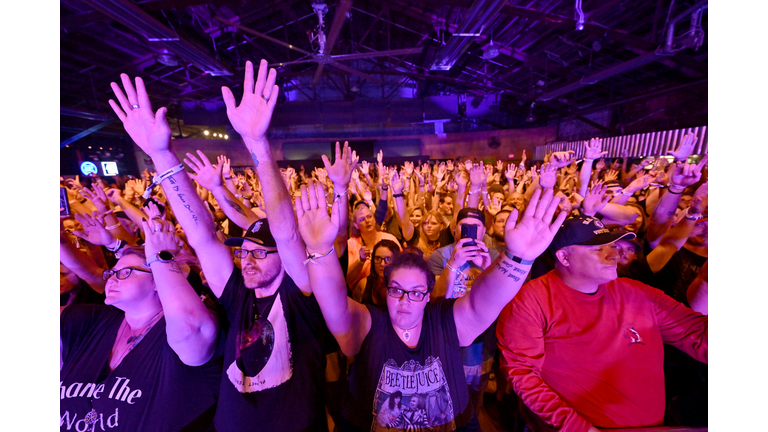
[60,187,71,217]
[460,224,477,247]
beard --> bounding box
[491,232,505,244]
[242,261,282,289]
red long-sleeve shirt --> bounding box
[496,271,708,432]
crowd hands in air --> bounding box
[59,59,708,432]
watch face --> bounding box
[158,251,174,261]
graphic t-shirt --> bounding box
[341,300,472,432]
[427,243,500,299]
[214,268,337,432]
[60,305,221,432]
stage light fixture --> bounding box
[204,130,210,136]
[224,135,229,139]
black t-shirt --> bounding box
[341,300,472,432]
[213,268,337,432]
[60,305,221,432]
[647,246,706,305]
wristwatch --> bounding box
[146,250,176,266]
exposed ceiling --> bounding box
[60,0,708,142]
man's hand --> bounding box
[487,196,502,216]
[221,59,279,144]
[668,132,697,162]
[625,172,653,193]
[72,212,115,246]
[689,181,708,214]
[469,163,487,187]
[504,188,567,260]
[446,160,455,172]
[504,164,517,184]
[109,74,172,157]
[539,163,557,189]
[390,170,406,195]
[470,240,493,270]
[595,158,606,171]
[360,160,370,176]
[448,238,484,269]
[550,151,576,169]
[582,182,610,217]
[79,184,109,213]
[322,141,358,189]
[184,151,223,191]
[296,180,340,254]
[670,154,708,187]
[603,169,619,183]
[584,138,607,160]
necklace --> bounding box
[394,322,420,342]
[122,310,165,345]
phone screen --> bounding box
[460,224,477,246]
[60,187,71,217]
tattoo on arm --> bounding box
[250,152,260,168]
[495,259,529,282]
[223,197,247,216]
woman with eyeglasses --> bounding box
[354,240,401,307]
[295,180,565,432]
[60,217,221,432]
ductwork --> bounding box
[80,0,232,76]
[429,0,508,71]
[537,1,707,102]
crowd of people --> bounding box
[60,60,708,432]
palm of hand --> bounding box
[297,207,337,250]
[504,216,553,260]
[122,111,172,155]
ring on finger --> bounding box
[262,95,269,101]
[131,104,140,110]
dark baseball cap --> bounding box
[224,219,277,248]
[456,207,484,224]
[548,216,636,252]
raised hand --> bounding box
[603,169,619,183]
[360,160,370,176]
[550,151,576,169]
[390,170,406,194]
[595,159,606,171]
[316,167,328,185]
[539,163,558,189]
[221,59,279,144]
[436,163,447,181]
[671,154,708,187]
[142,218,182,259]
[446,160,455,172]
[72,212,115,246]
[496,160,504,171]
[296,180,340,253]
[668,132,698,162]
[79,183,109,212]
[582,182,610,216]
[584,138,607,160]
[504,164,517,184]
[403,161,415,177]
[520,149,527,165]
[503,188,567,260]
[487,195,502,216]
[322,141,359,189]
[184,151,223,191]
[625,172,653,193]
[469,163,487,186]
[109,74,172,157]
[689,181,708,215]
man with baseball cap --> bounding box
[427,206,501,423]
[496,215,708,432]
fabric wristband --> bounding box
[504,250,535,265]
[304,246,335,265]
[393,193,405,198]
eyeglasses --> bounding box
[374,256,393,265]
[387,287,428,302]
[102,267,152,281]
[234,248,279,260]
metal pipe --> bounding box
[665,0,708,52]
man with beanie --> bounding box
[496,215,708,432]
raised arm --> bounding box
[109,73,233,297]
[184,152,259,230]
[687,260,708,315]
[390,169,415,241]
[323,141,358,258]
[60,227,106,293]
[142,217,218,366]
[296,180,372,357]
[646,155,707,248]
[222,59,311,292]
[578,138,607,197]
[453,188,566,346]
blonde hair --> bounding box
[414,210,447,257]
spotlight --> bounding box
[204,130,209,136]
[224,135,229,139]
[213,133,218,137]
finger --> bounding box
[108,99,127,122]
[183,158,201,173]
[110,82,132,116]
[140,219,153,238]
[549,210,568,235]
[334,141,341,163]
[71,230,87,240]
[222,86,237,111]
[305,180,318,210]
[313,182,326,212]
[540,189,559,222]
[267,84,279,112]
[696,154,708,170]
[120,74,139,105]
[196,150,213,167]
[185,152,204,170]
[321,154,332,171]
[263,67,277,99]
[524,188,542,219]
[254,59,268,98]
[134,77,153,113]
[155,107,168,128]
[244,60,255,94]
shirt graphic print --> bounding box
[227,292,293,392]
[371,357,456,432]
